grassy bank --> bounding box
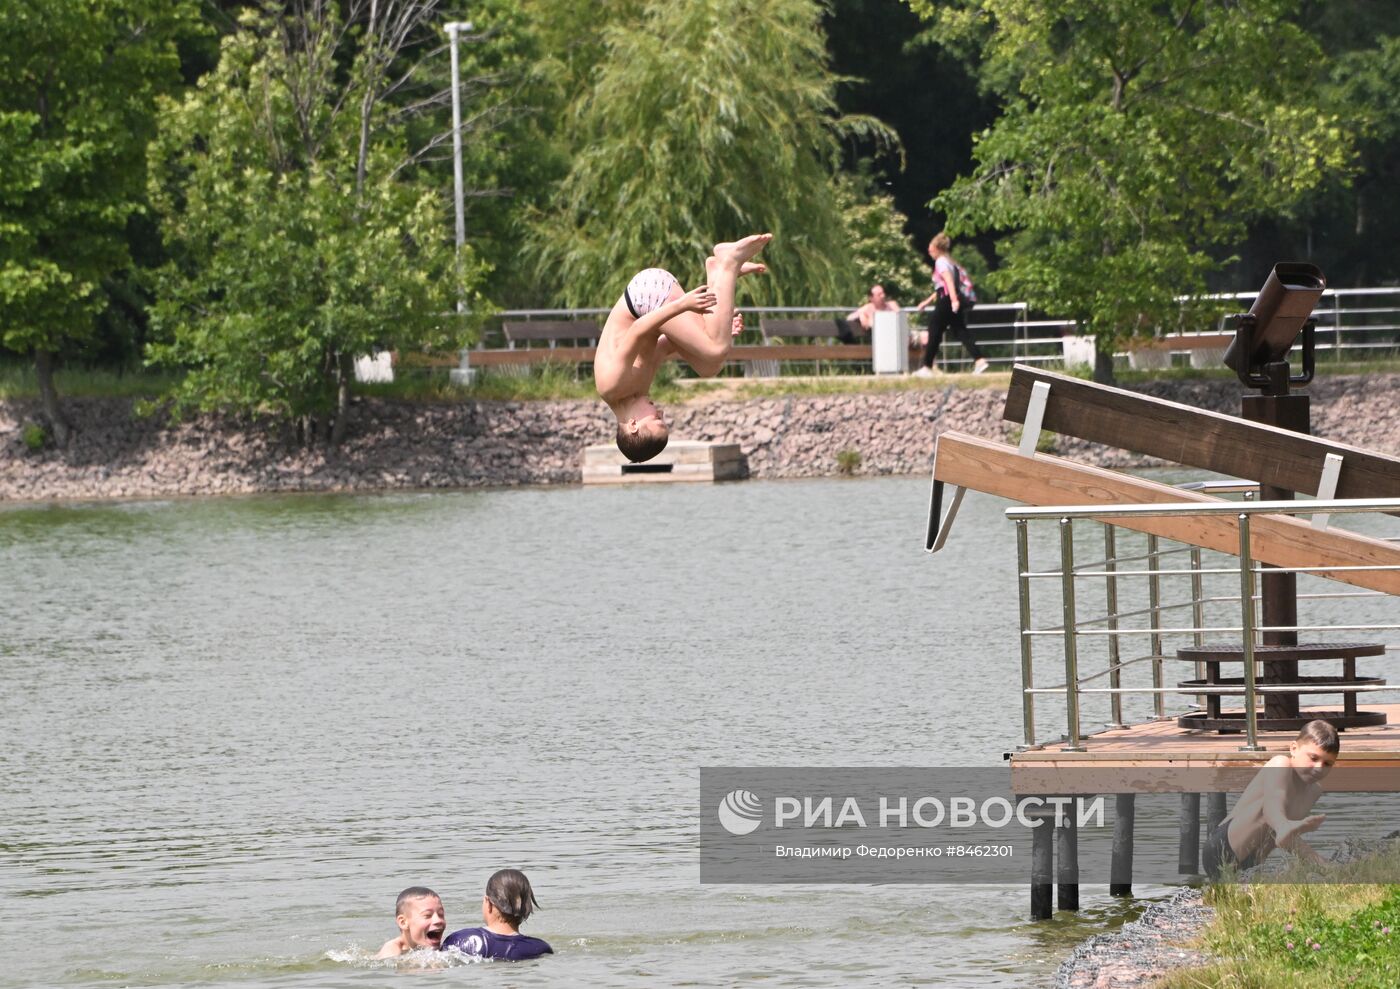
[1160,856,1400,988]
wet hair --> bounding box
[395,886,439,916]
[485,868,540,927]
[1296,719,1340,754]
[616,421,669,463]
[930,231,952,253]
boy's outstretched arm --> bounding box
[629,285,716,344]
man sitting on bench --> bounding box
[594,234,771,463]
[836,283,900,344]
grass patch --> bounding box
[0,364,183,400]
[1158,850,1400,988]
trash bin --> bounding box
[872,310,910,374]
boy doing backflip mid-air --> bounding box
[594,234,772,463]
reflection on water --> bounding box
[1,476,1392,987]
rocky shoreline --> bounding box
[2,373,1398,502]
[1055,888,1214,989]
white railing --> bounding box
[454,286,1400,374]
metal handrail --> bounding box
[1013,497,1399,754]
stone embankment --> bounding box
[2,374,1397,502]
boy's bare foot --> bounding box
[739,262,766,277]
[712,233,773,265]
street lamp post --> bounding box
[445,20,475,386]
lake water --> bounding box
[3,475,1391,987]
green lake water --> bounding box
[5,475,1392,987]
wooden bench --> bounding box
[501,320,600,349]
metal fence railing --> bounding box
[419,286,1400,377]
[1009,493,1400,753]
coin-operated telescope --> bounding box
[1223,262,1326,390]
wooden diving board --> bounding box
[1003,365,1400,500]
[931,431,1400,596]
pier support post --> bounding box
[1110,793,1135,897]
[1206,792,1228,837]
[1179,793,1201,874]
[1057,804,1080,912]
[1031,806,1054,920]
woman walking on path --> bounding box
[914,232,989,376]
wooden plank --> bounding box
[502,320,599,343]
[422,344,882,368]
[1004,365,1400,500]
[759,318,842,340]
[1131,333,1234,351]
[932,431,1400,595]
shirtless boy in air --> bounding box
[1202,719,1339,879]
[375,886,447,958]
[594,233,772,462]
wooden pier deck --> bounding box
[1011,706,1400,793]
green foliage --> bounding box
[835,447,861,475]
[834,172,928,303]
[529,0,896,306]
[147,2,480,443]
[420,0,574,306]
[907,0,1355,351]
[1156,876,1400,989]
[0,1,198,382]
[20,421,46,452]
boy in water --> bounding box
[594,233,772,463]
[1202,719,1339,879]
[375,886,447,957]
[442,868,552,961]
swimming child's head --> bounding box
[1288,719,1340,782]
[394,886,446,950]
[615,396,669,463]
[482,868,540,930]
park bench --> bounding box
[461,320,601,367]
[745,316,873,377]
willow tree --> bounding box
[908,0,1354,379]
[530,0,892,306]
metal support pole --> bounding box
[1238,514,1264,751]
[1191,546,1206,708]
[1017,520,1036,748]
[1031,807,1054,920]
[1104,525,1124,728]
[1110,793,1135,896]
[445,21,475,386]
[1057,806,1080,911]
[1059,518,1085,751]
[1178,793,1201,874]
[1147,534,1164,718]
[1205,792,1228,836]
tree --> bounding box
[906,0,1354,380]
[0,0,196,446]
[148,1,481,447]
[527,0,897,307]
[834,172,930,303]
[1233,2,1400,287]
